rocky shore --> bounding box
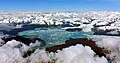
[46,38,109,57]
[1,35,46,46]
[1,35,109,57]
[1,35,120,63]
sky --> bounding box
[0,0,120,12]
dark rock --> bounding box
[23,49,35,58]
[93,24,110,27]
[66,28,82,32]
[0,24,47,35]
[1,35,35,45]
[73,24,80,26]
[62,21,80,27]
[46,38,110,57]
[92,27,120,36]
[1,35,46,46]
[83,22,90,24]
[22,35,46,46]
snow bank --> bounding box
[96,37,120,63]
[29,44,108,63]
[1,37,120,63]
[0,39,28,63]
[0,38,109,63]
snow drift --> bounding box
[0,36,120,63]
[95,37,120,63]
[0,38,107,63]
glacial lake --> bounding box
[18,27,93,47]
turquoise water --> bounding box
[18,27,93,47]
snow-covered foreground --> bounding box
[95,37,120,63]
[0,36,120,63]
